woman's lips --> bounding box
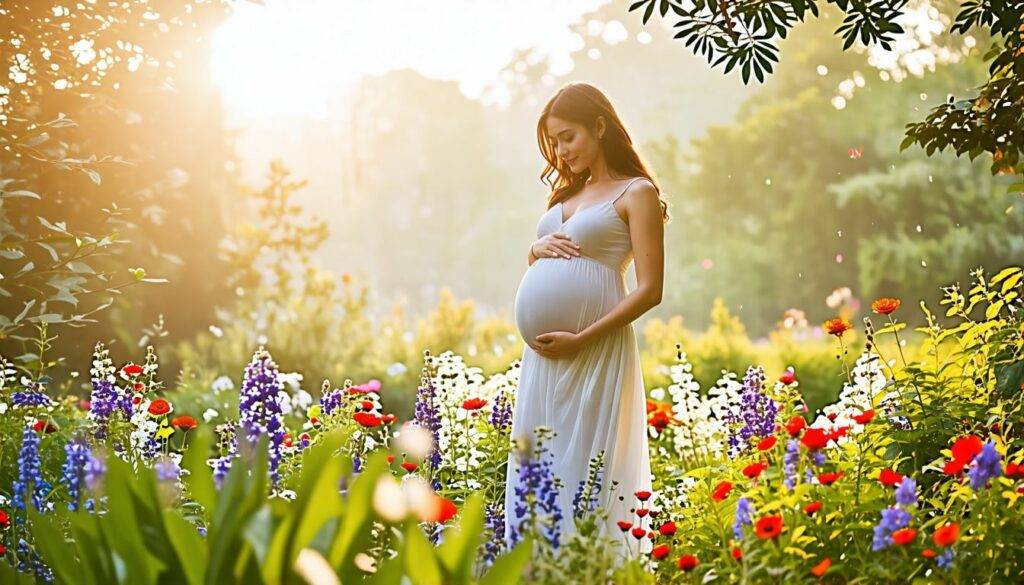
[566,156,578,165]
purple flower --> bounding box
[155,457,182,483]
[936,548,954,569]
[967,441,1001,491]
[60,437,91,511]
[208,421,239,488]
[11,382,53,408]
[895,477,917,507]
[413,364,443,467]
[725,366,779,455]
[16,538,54,583]
[489,388,513,433]
[871,505,911,551]
[482,502,506,567]
[783,439,800,490]
[12,424,52,512]
[238,347,287,485]
[508,429,563,549]
[572,451,605,518]
[733,497,755,540]
[319,386,344,416]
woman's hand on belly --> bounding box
[531,330,588,360]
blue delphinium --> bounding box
[725,366,779,455]
[481,502,506,567]
[155,457,182,483]
[60,437,91,511]
[12,423,52,512]
[967,441,1002,491]
[895,477,917,507]
[783,438,800,490]
[489,388,513,433]
[11,381,53,408]
[319,386,344,416]
[83,450,106,512]
[413,368,443,467]
[936,548,955,569]
[87,342,132,439]
[17,538,54,583]
[509,430,563,549]
[238,346,287,485]
[872,506,912,551]
[733,497,755,540]
[572,451,605,519]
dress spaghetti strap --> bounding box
[610,176,646,205]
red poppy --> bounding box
[878,468,904,487]
[891,528,917,546]
[648,410,672,432]
[801,428,829,451]
[133,381,145,392]
[617,520,632,532]
[353,412,384,428]
[823,318,852,336]
[428,497,458,523]
[32,420,57,433]
[0,544,5,555]
[817,472,844,485]
[122,363,144,376]
[461,397,487,410]
[361,400,374,411]
[171,415,198,431]
[1006,462,1024,478]
[803,501,823,516]
[386,454,395,463]
[649,509,660,519]
[651,544,670,560]
[786,416,806,437]
[731,547,742,560]
[658,521,677,536]
[933,523,959,547]
[635,490,652,502]
[779,369,796,385]
[810,557,831,577]
[147,399,172,416]
[636,508,649,518]
[712,481,733,502]
[827,426,849,443]
[401,461,418,472]
[0,510,9,528]
[284,434,294,447]
[757,436,777,451]
[871,297,901,315]
[742,462,768,479]
[754,515,783,539]
[921,548,937,558]
[631,527,647,540]
[944,435,984,474]
[677,555,699,572]
[382,413,396,424]
[852,410,875,424]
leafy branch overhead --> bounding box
[629,0,1023,178]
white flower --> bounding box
[211,375,233,393]
[202,408,219,422]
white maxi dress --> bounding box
[505,176,654,554]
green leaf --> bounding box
[480,538,532,585]
[436,493,485,583]
[330,452,388,578]
[163,510,208,585]
[403,523,443,585]
[28,507,87,585]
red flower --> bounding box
[754,515,783,539]
[803,501,823,516]
[133,381,145,392]
[944,435,984,474]
[731,547,742,560]
[648,410,673,432]
[756,436,777,451]
[386,454,395,463]
[361,400,374,411]
[32,420,57,433]
[779,369,796,385]
[121,363,144,376]
[878,468,904,487]
[933,523,959,547]
[400,461,418,473]
[147,399,172,416]
[823,318,852,336]
[617,520,632,532]
[827,426,849,443]
[171,415,198,431]
[0,510,9,528]
[428,497,458,524]
[635,490,652,502]
[382,413,396,424]
[631,527,647,540]
[353,412,384,428]
[649,509,660,519]
[1006,462,1024,478]
[677,555,699,572]
[891,528,917,546]
[922,548,937,558]
[786,416,806,437]
[817,471,844,485]
[636,508,649,518]
[852,410,875,424]
[284,434,294,448]
[658,521,677,536]
[711,481,733,502]
[801,428,828,451]
[0,544,5,555]
[810,557,831,577]
[461,397,487,410]
[871,297,901,315]
[651,544,670,560]
[742,462,768,479]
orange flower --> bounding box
[933,523,959,547]
[419,496,457,523]
[171,415,198,431]
[823,318,853,336]
[754,515,783,539]
[871,297,901,315]
[810,557,831,577]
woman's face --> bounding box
[545,115,602,174]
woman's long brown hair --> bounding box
[536,81,669,223]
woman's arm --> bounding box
[577,179,664,343]
[528,240,539,266]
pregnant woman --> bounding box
[506,82,669,554]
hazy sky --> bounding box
[211,0,631,119]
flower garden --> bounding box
[1,264,1022,584]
